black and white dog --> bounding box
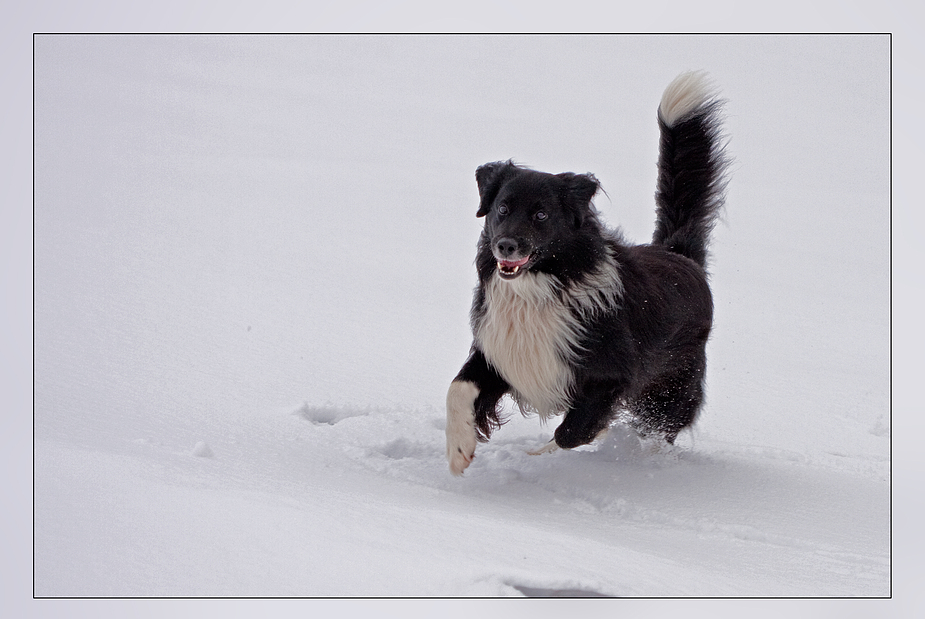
[446,71,729,475]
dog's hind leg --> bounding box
[446,348,509,475]
[630,358,706,443]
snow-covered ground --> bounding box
[26,33,901,611]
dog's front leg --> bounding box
[553,381,620,450]
[446,348,508,475]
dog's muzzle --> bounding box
[493,237,531,279]
[496,256,529,278]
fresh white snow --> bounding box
[28,33,898,611]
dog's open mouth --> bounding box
[497,256,530,279]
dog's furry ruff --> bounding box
[476,246,623,420]
[446,71,729,475]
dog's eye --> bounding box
[534,211,548,221]
[497,204,509,216]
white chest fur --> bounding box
[476,273,582,418]
[475,250,623,418]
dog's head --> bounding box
[475,160,600,280]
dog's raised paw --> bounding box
[448,444,475,476]
[446,380,480,475]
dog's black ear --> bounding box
[556,172,599,205]
[475,160,516,217]
[555,172,600,227]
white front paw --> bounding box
[447,435,476,476]
[446,380,480,476]
[526,439,559,456]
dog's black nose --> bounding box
[495,238,519,258]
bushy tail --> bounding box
[653,71,729,268]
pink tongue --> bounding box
[500,256,529,268]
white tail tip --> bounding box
[658,70,719,127]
